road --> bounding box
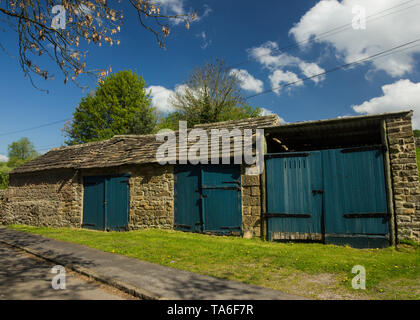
[0,243,126,300]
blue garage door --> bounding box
[266,147,390,247]
[83,175,130,231]
[175,165,242,235]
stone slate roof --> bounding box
[11,115,280,174]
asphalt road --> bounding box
[0,243,125,300]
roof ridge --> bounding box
[194,114,279,128]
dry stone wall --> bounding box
[386,115,420,241]
[241,168,262,238]
[1,169,81,227]
[0,189,8,222]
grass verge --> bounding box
[7,225,420,300]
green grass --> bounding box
[8,225,420,299]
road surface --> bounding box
[0,243,127,300]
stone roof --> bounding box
[11,115,281,174]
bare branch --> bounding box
[0,1,195,90]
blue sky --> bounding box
[1,0,420,160]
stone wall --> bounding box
[128,164,174,230]
[2,169,81,227]
[0,189,8,222]
[241,168,262,238]
[386,115,420,241]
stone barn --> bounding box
[0,111,419,248]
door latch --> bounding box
[312,190,324,195]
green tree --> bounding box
[7,137,39,168]
[164,60,261,130]
[0,162,11,189]
[64,70,156,145]
[413,130,420,137]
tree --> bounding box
[64,70,156,145]
[165,60,262,129]
[7,137,39,168]
[0,1,196,89]
[413,130,420,138]
[0,162,11,189]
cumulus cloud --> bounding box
[269,70,303,95]
[148,86,177,113]
[298,62,326,84]
[148,84,191,113]
[249,41,325,93]
[352,79,420,128]
[230,69,264,93]
[0,154,8,162]
[289,0,420,77]
[249,41,302,69]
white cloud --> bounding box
[0,154,8,162]
[260,107,275,116]
[148,86,177,113]
[298,62,326,84]
[155,0,186,16]
[269,70,303,95]
[249,41,326,92]
[352,79,420,128]
[148,84,191,113]
[260,108,287,123]
[230,69,264,93]
[249,41,302,70]
[289,0,420,77]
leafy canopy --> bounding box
[0,162,11,189]
[7,137,39,168]
[64,70,156,145]
[162,60,261,130]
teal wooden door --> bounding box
[83,176,105,230]
[265,147,390,247]
[322,148,389,247]
[106,175,130,231]
[83,175,130,231]
[202,165,242,234]
[174,166,202,232]
[174,165,242,234]
[266,152,323,241]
